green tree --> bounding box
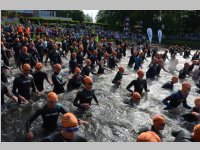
[84,14,93,23]
[55,10,85,22]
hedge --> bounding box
[18,17,108,28]
[162,39,200,49]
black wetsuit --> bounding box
[97,64,107,74]
[162,53,168,62]
[67,75,84,91]
[188,64,195,73]
[12,74,37,101]
[26,103,66,132]
[32,71,48,92]
[192,53,199,61]
[162,90,191,110]
[182,107,200,122]
[108,56,118,69]
[80,66,96,77]
[97,49,104,62]
[73,89,99,108]
[106,46,112,54]
[37,43,44,62]
[128,55,135,67]
[172,130,194,142]
[52,72,66,94]
[88,42,96,55]
[19,53,34,66]
[13,42,21,63]
[28,47,39,66]
[156,64,162,76]
[1,65,8,83]
[116,48,123,60]
[146,63,157,79]
[49,50,62,65]
[76,52,84,68]
[126,78,148,95]
[112,71,123,84]
[162,81,174,90]
[179,68,189,79]
[138,125,163,140]
[123,43,127,56]
[1,48,10,66]
[41,132,87,142]
[69,58,77,74]
[1,82,9,105]
[89,54,97,70]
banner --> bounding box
[147,28,153,44]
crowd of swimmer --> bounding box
[1,23,200,142]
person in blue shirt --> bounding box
[162,82,192,112]
[134,51,144,71]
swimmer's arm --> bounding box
[93,93,99,105]
[162,96,172,107]
[80,69,85,76]
[6,91,18,103]
[130,99,134,107]
[126,81,135,92]
[55,75,66,86]
[91,70,97,75]
[144,80,149,92]
[31,77,37,93]
[73,92,80,107]
[60,105,67,114]
[46,77,53,85]
[26,109,42,132]
[103,67,112,71]
[12,78,19,97]
[123,73,129,75]
[182,99,192,109]
[162,66,169,73]
[58,54,62,64]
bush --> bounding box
[162,39,200,49]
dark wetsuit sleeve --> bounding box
[58,55,62,64]
[44,72,48,80]
[60,105,67,114]
[144,80,148,92]
[93,92,99,105]
[3,84,9,95]
[126,81,135,92]
[53,75,66,87]
[130,99,134,107]
[138,127,150,134]
[67,79,73,91]
[81,69,85,76]
[31,77,37,92]
[26,109,42,132]
[162,95,172,109]
[12,78,19,97]
[91,70,97,75]
[182,99,192,109]
[73,92,80,107]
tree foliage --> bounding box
[84,14,93,23]
[96,10,200,35]
[55,10,85,22]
